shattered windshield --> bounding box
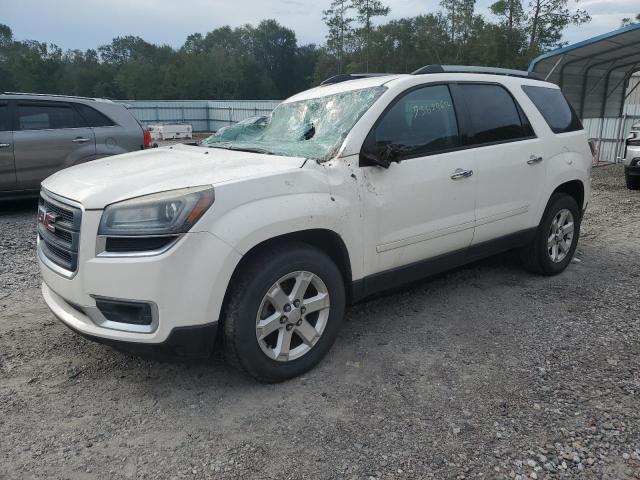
[201,116,267,145]
[203,86,386,161]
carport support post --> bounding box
[597,118,605,162]
[546,55,564,82]
[597,69,614,162]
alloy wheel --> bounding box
[255,271,331,362]
[547,208,575,263]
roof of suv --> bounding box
[0,92,114,103]
[287,70,556,103]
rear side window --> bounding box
[0,103,9,131]
[369,84,460,157]
[17,102,78,130]
[459,84,531,145]
[75,103,116,127]
[522,85,583,134]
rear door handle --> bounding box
[0,143,10,148]
[450,168,473,180]
[72,137,90,143]
[527,155,543,165]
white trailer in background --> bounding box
[148,123,193,141]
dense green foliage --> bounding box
[0,0,591,100]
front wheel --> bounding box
[520,193,581,275]
[223,242,345,382]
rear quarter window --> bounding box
[522,85,583,134]
[74,103,116,127]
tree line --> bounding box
[0,0,592,100]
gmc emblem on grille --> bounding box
[38,207,59,233]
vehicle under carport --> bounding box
[529,23,640,163]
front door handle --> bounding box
[72,137,90,143]
[450,168,473,180]
[0,143,10,148]
[527,155,543,165]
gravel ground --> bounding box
[1,164,639,480]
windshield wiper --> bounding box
[227,146,274,155]
[206,144,273,155]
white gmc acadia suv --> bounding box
[38,66,592,382]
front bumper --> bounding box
[625,164,640,178]
[44,283,218,357]
[623,145,640,168]
[39,207,242,352]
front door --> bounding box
[13,100,95,190]
[360,84,477,275]
[0,101,16,192]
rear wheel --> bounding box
[520,193,581,275]
[223,242,345,382]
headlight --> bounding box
[98,186,215,236]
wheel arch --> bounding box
[217,229,354,329]
[551,179,585,213]
[241,229,352,285]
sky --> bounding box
[1,0,638,51]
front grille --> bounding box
[38,192,82,272]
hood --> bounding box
[42,144,306,209]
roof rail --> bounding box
[411,65,541,80]
[0,92,110,101]
[320,73,393,86]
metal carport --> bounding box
[529,24,640,162]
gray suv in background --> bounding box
[0,93,149,199]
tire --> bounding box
[625,171,640,190]
[519,193,581,276]
[223,242,346,382]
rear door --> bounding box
[0,101,16,191]
[452,83,546,244]
[13,100,96,190]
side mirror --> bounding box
[360,149,391,168]
[360,144,403,169]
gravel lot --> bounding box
[1,164,639,479]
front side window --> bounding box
[522,85,583,134]
[367,84,460,158]
[0,103,9,131]
[459,84,530,145]
[17,102,78,131]
[202,86,386,161]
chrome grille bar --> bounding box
[38,191,82,273]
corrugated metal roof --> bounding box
[529,23,640,118]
